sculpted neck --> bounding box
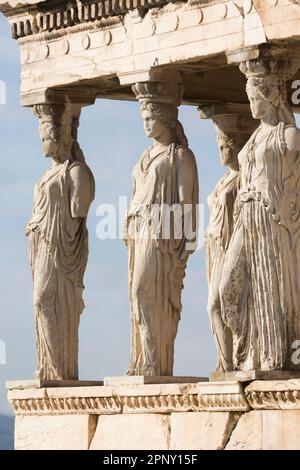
[51,160,65,169]
[229,165,239,173]
[50,146,71,168]
[152,127,173,151]
[260,109,280,129]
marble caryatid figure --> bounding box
[220,59,300,371]
[26,103,95,380]
[124,78,199,376]
[206,114,257,372]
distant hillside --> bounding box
[0,415,14,450]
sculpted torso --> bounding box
[239,126,299,196]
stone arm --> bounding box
[176,147,198,252]
[123,175,137,247]
[177,147,198,207]
[69,165,92,218]
[285,126,300,154]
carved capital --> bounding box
[239,58,300,82]
[128,68,183,108]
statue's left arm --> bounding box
[285,126,300,154]
[177,147,198,206]
[176,148,198,253]
[69,165,92,218]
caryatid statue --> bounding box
[124,75,199,376]
[220,58,300,371]
[26,103,95,380]
[204,112,258,372]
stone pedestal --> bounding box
[104,376,208,386]
[8,379,300,450]
[6,380,103,390]
[210,371,300,382]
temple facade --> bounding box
[2,0,300,450]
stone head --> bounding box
[33,103,72,162]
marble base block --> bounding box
[6,379,103,390]
[210,370,300,382]
[8,379,300,449]
[104,376,208,386]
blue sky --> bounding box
[0,14,233,415]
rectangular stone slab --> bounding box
[211,371,300,382]
[170,411,241,450]
[15,415,97,450]
[245,379,300,410]
[104,376,208,386]
[90,414,170,450]
[6,379,103,390]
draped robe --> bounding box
[27,160,95,380]
[125,144,199,375]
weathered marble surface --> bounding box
[211,370,300,382]
[125,71,199,376]
[27,103,95,381]
[219,58,300,372]
[170,411,241,450]
[104,376,207,385]
[245,379,300,409]
[6,380,103,390]
[7,381,250,416]
[15,415,97,450]
[8,380,300,449]
[1,1,300,105]
[205,111,257,372]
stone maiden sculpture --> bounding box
[124,80,199,376]
[206,114,257,372]
[26,103,95,380]
[220,59,300,371]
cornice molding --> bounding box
[0,0,218,39]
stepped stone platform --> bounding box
[7,379,300,450]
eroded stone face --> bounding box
[90,414,170,450]
[225,411,263,450]
[170,412,241,450]
[14,415,97,450]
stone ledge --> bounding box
[10,380,300,449]
[245,379,300,410]
[103,375,207,385]
[7,381,249,416]
[6,379,103,390]
[9,379,300,416]
[211,370,300,382]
